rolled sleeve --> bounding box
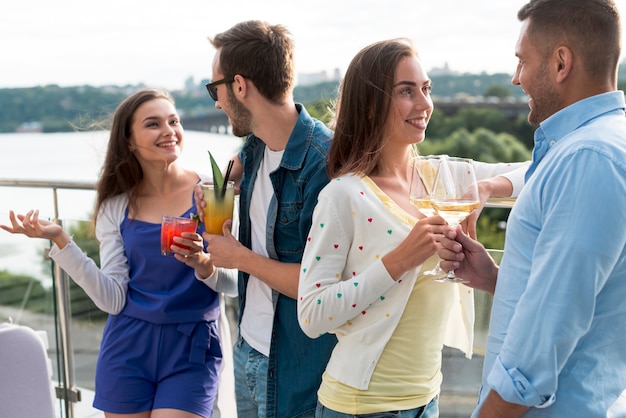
[487,357,556,408]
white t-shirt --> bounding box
[240,146,284,356]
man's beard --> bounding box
[527,64,560,127]
[227,87,253,137]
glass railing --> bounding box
[0,179,103,418]
[0,179,513,418]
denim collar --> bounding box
[241,103,313,171]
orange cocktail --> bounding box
[201,181,235,235]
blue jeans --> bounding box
[234,336,269,418]
[314,396,439,418]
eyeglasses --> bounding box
[205,77,235,101]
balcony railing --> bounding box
[0,179,513,418]
[0,179,102,418]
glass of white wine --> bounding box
[410,156,438,216]
[429,156,480,283]
[410,155,445,276]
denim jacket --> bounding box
[238,104,337,418]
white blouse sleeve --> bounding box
[474,160,530,197]
[48,195,129,314]
[195,268,238,297]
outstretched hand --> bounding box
[438,225,499,294]
[1,210,69,248]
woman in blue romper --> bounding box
[1,88,237,417]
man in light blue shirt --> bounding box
[438,0,626,416]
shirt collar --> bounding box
[525,91,626,182]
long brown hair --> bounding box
[327,38,418,179]
[94,88,175,221]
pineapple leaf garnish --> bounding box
[208,150,224,189]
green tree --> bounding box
[0,270,51,313]
[305,99,334,125]
[512,114,536,150]
[418,127,531,162]
[427,107,513,140]
[484,85,512,98]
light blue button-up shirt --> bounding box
[474,91,626,417]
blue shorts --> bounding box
[94,315,222,417]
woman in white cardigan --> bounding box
[297,39,526,418]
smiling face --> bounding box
[512,19,561,126]
[383,55,433,146]
[129,97,184,167]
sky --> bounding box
[3,0,626,90]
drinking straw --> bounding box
[221,159,234,198]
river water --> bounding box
[0,130,242,283]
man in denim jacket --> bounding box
[201,20,337,418]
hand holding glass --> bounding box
[409,155,445,276]
[430,157,480,283]
[161,215,199,256]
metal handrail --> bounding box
[1,179,515,418]
[484,197,517,208]
[0,180,516,205]
[0,179,95,418]
[0,179,95,190]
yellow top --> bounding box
[317,256,454,414]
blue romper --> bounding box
[94,206,221,417]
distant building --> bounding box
[184,76,196,92]
[297,68,342,86]
[429,62,459,76]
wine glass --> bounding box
[429,156,480,283]
[409,155,445,276]
[410,156,437,217]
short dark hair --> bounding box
[518,0,621,79]
[209,20,295,104]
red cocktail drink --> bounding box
[161,215,198,256]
